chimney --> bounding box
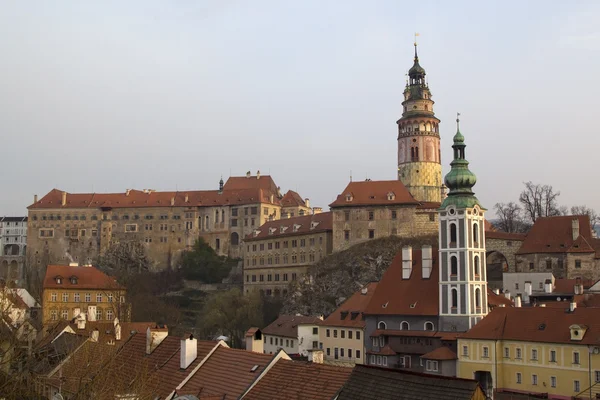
[76,313,86,330]
[504,290,511,299]
[146,326,168,355]
[569,301,577,312]
[114,318,121,341]
[308,349,324,364]
[514,294,522,308]
[402,246,413,279]
[269,194,274,204]
[361,287,368,295]
[90,328,99,342]
[185,194,189,203]
[34,194,38,203]
[575,277,584,295]
[126,189,131,196]
[305,198,310,208]
[170,197,175,206]
[87,305,97,321]
[572,218,580,241]
[524,281,532,296]
[61,191,67,206]
[180,334,198,369]
[246,171,251,178]
[540,304,546,307]
[256,170,261,179]
[544,279,553,294]
[421,245,432,279]
[73,307,81,318]
[493,288,500,295]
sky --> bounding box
[1,0,599,217]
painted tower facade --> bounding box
[438,117,487,332]
[397,43,443,203]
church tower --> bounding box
[438,116,487,332]
[397,42,442,203]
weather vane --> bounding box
[456,112,461,129]
[414,32,419,46]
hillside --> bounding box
[282,235,438,316]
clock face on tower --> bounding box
[398,141,406,163]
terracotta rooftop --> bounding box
[43,264,123,290]
[243,359,352,400]
[281,190,307,208]
[336,365,483,400]
[485,231,527,241]
[322,283,378,329]
[176,345,277,399]
[329,180,419,208]
[553,278,595,293]
[262,315,323,339]
[459,306,600,345]
[516,215,597,256]
[66,321,156,344]
[367,344,397,356]
[245,212,332,241]
[487,288,514,308]
[222,174,279,194]
[421,346,457,361]
[364,248,439,316]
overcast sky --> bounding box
[1,1,598,217]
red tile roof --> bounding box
[262,315,323,339]
[485,231,527,241]
[487,288,514,308]
[459,307,600,345]
[364,248,439,316]
[245,212,332,241]
[67,321,155,344]
[367,344,397,356]
[329,180,419,208]
[222,174,279,194]
[176,346,276,398]
[416,202,441,210]
[242,359,352,400]
[421,346,457,360]
[553,278,594,293]
[322,283,378,329]
[516,215,596,255]
[43,265,123,290]
[281,190,307,208]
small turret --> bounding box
[219,177,224,193]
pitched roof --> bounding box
[367,344,397,356]
[67,321,155,344]
[262,315,323,338]
[329,180,419,208]
[485,231,527,241]
[176,346,276,398]
[242,359,352,400]
[0,216,27,222]
[336,365,482,400]
[516,215,596,255]
[245,212,332,241]
[421,346,457,360]
[222,174,279,195]
[459,306,600,345]
[43,265,123,290]
[364,248,439,316]
[322,283,378,328]
[281,190,307,208]
[553,278,594,293]
[487,288,514,308]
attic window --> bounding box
[387,192,396,201]
[340,311,349,320]
[250,365,259,372]
[293,224,301,232]
[538,323,546,331]
[70,276,78,284]
[350,312,359,320]
[345,194,353,202]
[268,227,277,235]
[253,230,261,238]
[369,195,375,199]
[55,276,63,284]
[310,221,319,230]
[280,226,288,234]
[409,302,417,309]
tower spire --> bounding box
[414,32,419,62]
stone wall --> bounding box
[515,252,599,280]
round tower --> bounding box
[397,42,443,203]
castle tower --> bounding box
[438,116,487,332]
[397,42,443,203]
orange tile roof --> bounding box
[43,265,123,290]
[416,202,441,210]
[459,307,600,345]
[366,344,397,356]
[322,283,378,329]
[553,278,594,293]
[262,315,323,339]
[281,190,307,208]
[222,174,279,194]
[243,359,352,400]
[485,231,527,241]
[364,248,439,316]
[67,321,155,344]
[329,180,418,208]
[245,212,332,241]
[487,288,514,308]
[421,346,457,360]
[176,346,276,398]
[516,215,596,255]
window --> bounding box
[401,321,409,330]
[391,210,397,219]
[516,348,522,359]
[61,309,69,320]
[313,327,318,335]
[575,259,582,268]
[504,347,510,358]
[382,356,388,366]
[341,330,345,339]
[474,256,480,276]
[368,211,374,220]
[475,288,481,309]
[370,355,375,364]
[531,349,538,360]
[340,348,345,357]
[429,213,435,222]
[344,211,350,221]
[551,376,557,388]
[85,293,91,302]
[356,350,361,359]
[426,360,438,372]
[546,259,552,269]
[451,288,458,308]
[550,350,557,362]
[516,373,522,384]
[473,223,478,243]
[344,230,350,241]
[451,256,458,276]
[334,348,339,360]
[515,283,519,290]
[96,309,102,321]
[326,348,330,356]
[51,310,57,321]
[125,224,138,232]
[107,309,113,320]
[356,331,361,340]
[377,321,387,330]
[348,330,353,339]
[450,223,457,243]
[333,329,338,338]
[529,262,534,270]
[483,346,489,358]
[326,329,330,337]
[462,346,468,357]
[96,293,102,303]
[532,374,538,385]
[595,370,600,383]
[62,293,69,302]
[574,380,580,393]
[51,293,57,302]
[573,351,580,364]
[74,293,80,302]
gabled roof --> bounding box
[553,278,594,294]
[516,215,596,255]
[67,321,155,344]
[0,216,27,222]
[485,231,527,241]
[280,190,307,208]
[421,346,457,361]
[364,248,439,316]
[487,288,513,308]
[262,315,323,339]
[222,174,279,195]
[322,282,378,328]
[242,359,352,400]
[336,365,482,400]
[459,307,600,345]
[43,265,123,290]
[329,180,419,208]
[245,212,332,241]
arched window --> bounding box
[451,256,458,276]
[424,322,434,331]
[473,223,479,243]
[450,223,457,244]
[410,147,415,160]
[230,232,239,246]
[414,146,419,161]
[474,256,480,277]
[475,288,481,309]
[378,321,387,330]
[400,321,410,330]
[451,289,458,308]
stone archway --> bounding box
[4,244,19,256]
[486,250,509,290]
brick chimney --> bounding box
[61,191,67,206]
[402,246,413,279]
[574,277,584,295]
[514,294,522,308]
[421,245,432,279]
[180,334,198,369]
[34,194,38,203]
[305,198,310,208]
[256,170,261,179]
[572,218,580,241]
[146,326,168,355]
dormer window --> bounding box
[310,221,319,230]
[55,276,63,284]
[345,193,353,202]
[293,224,301,232]
[280,226,288,234]
[569,324,588,341]
[387,192,396,201]
[70,276,78,284]
[268,227,276,235]
[253,230,261,238]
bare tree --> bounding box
[493,202,527,233]
[519,182,561,224]
[571,205,599,231]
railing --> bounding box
[575,381,600,399]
